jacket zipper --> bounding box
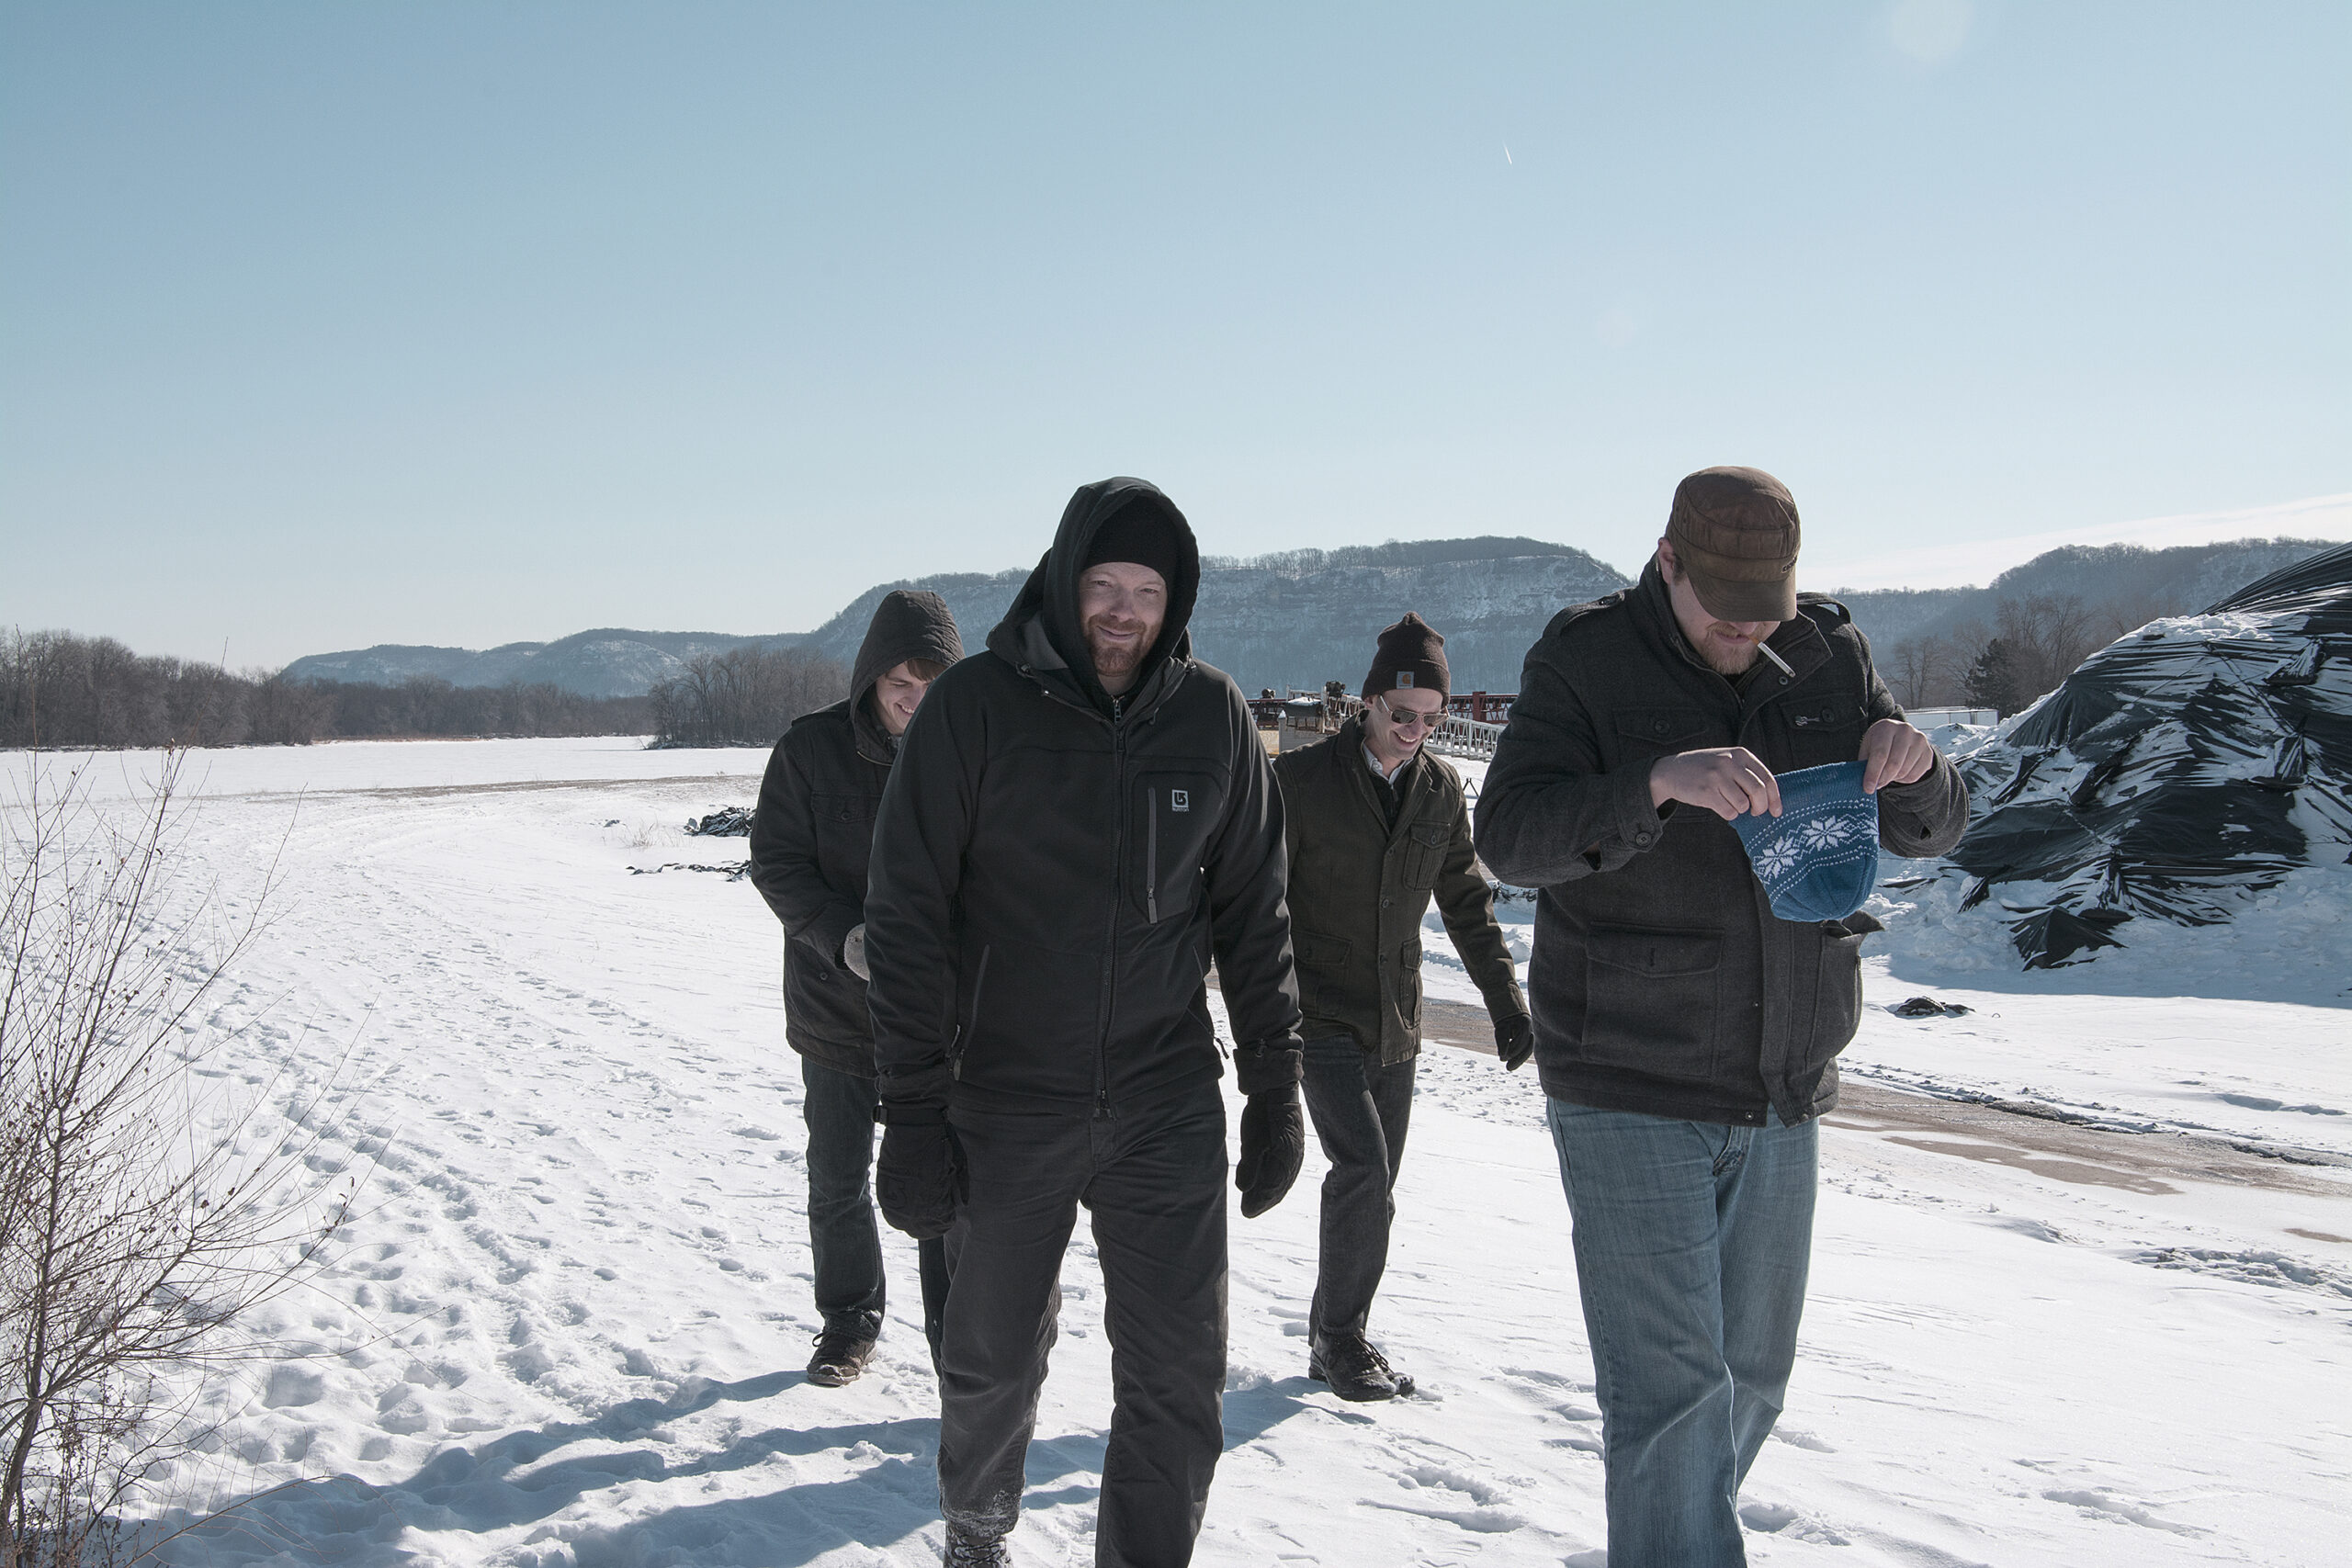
[953,944,991,1080]
[1147,790,1160,925]
[1097,723,1128,1114]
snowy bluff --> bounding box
[281,534,2341,702]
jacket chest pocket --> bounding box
[809,792,877,879]
[1611,707,1714,762]
[1133,773,1224,923]
[1782,697,1867,769]
[1397,820,1450,890]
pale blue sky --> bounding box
[3,2,2345,667]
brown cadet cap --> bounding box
[1666,466,1801,623]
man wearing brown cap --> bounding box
[1475,467,1968,1565]
[1271,614,1528,1401]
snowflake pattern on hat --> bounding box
[1729,761,1880,923]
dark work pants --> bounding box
[938,1083,1227,1567]
[1300,1033,1417,1341]
[801,1056,949,1363]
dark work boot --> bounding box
[806,1328,877,1388]
[1309,1331,1415,1402]
[942,1521,1010,1566]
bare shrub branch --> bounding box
[1,751,356,1568]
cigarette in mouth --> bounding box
[1754,640,1794,677]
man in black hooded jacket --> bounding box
[863,478,1306,1568]
[749,589,965,1387]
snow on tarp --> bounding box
[1934,543,2352,966]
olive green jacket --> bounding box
[1273,717,1527,1064]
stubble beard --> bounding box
[1087,621,1148,682]
[1698,630,1761,678]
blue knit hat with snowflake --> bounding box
[1730,761,1880,923]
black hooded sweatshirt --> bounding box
[749,589,966,1077]
[864,478,1303,1118]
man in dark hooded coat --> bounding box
[750,588,965,1386]
[862,478,1306,1568]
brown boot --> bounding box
[805,1328,876,1388]
[1309,1331,1415,1401]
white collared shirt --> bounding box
[1363,743,1410,785]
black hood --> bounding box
[852,589,965,759]
[986,477,1200,711]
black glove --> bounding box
[1236,1089,1305,1218]
[1493,1013,1534,1071]
[875,1116,962,1240]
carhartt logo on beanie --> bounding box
[1363,613,1450,700]
[1730,761,1880,923]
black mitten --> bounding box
[1236,1089,1305,1219]
[876,1119,962,1240]
[1493,1012,1534,1071]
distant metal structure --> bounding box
[1247,687,1514,760]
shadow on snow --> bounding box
[139,1365,1316,1564]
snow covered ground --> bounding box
[8,738,2347,1566]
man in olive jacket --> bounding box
[1272,613,1528,1402]
[863,478,1306,1568]
[1475,467,1967,1566]
[748,589,963,1387]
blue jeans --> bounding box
[1300,1034,1416,1341]
[1544,1099,1818,1568]
[801,1057,948,1360]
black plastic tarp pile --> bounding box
[1936,543,2352,967]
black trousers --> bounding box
[1300,1034,1417,1341]
[938,1082,1227,1567]
[801,1056,949,1362]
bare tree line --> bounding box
[647,647,849,748]
[1,631,652,750]
[1883,590,2175,717]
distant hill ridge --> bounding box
[283,534,2342,700]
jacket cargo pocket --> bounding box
[1398,939,1422,1030]
[1294,929,1352,1020]
[1806,913,1882,1062]
[1399,820,1449,889]
[1579,927,1723,1084]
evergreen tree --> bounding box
[1963,636,2023,716]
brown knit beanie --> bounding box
[1363,613,1449,700]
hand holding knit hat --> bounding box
[1363,612,1450,700]
[1729,761,1880,923]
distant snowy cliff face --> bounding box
[803,548,1631,694]
[1904,545,2352,967]
[1191,552,1629,693]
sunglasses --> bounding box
[1374,698,1444,732]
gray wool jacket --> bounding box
[1474,561,1968,1127]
